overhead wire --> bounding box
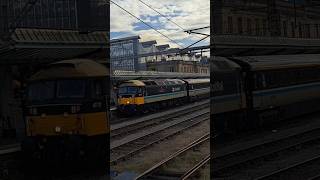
[137,0,186,31]
[110,0,184,48]
[137,0,210,48]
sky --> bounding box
[110,0,210,49]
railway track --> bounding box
[212,125,320,179]
[0,144,21,180]
[0,144,20,156]
[308,174,320,180]
[110,108,209,165]
[255,154,320,180]
[180,155,210,180]
[135,133,210,180]
[111,100,209,140]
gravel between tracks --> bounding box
[213,112,320,180]
[111,120,210,174]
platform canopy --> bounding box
[0,28,108,65]
[112,70,209,81]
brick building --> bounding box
[147,58,209,75]
[212,0,320,38]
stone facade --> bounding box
[212,0,320,38]
[147,60,209,74]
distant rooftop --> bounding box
[110,35,140,43]
[141,40,157,47]
[156,44,170,51]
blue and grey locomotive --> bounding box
[117,78,210,113]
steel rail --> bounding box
[181,155,210,180]
[135,133,211,180]
[111,103,209,139]
[110,111,209,164]
[255,155,320,180]
[0,144,21,156]
[307,174,320,180]
[213,127,320,174]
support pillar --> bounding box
[0,66,24,141]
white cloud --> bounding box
[110,0,210,47]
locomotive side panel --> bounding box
[236,55,320,127]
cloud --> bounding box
[110,0,210,48]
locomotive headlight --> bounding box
[126,100,130,104]
[29,108,38,115]
[55,126,61,133]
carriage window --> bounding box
[28,81,55,101]
[261,74,266,88]
[57,80,85,98]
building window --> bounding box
[262,19,267,36]
[306,24,311,38]
[291,22,296,38]
[315,24,319,38]
[247,18,252,35]
[169,67,174,72]
[255,19,260,36]
[238,17,243,34]
[228,16,233,34]
[299,22,302,38]
[283,21,288,37]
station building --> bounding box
[110,35,209,73]
[212,0,320,38]
[147,57,209,75]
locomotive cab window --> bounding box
[118,87,141,94]
[27,81,55,102]
[57,80,85,98]
[119,86,138,94]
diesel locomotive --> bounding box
[117,78,210,113]
[212,54,320,134]
[21,59,109,168]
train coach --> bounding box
[117,78,210,113]
[212,54,320,133]
[22,59,109,168]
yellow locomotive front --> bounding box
[117,80,145,113]
[22,59,109,168]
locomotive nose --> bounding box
[119,96,134,105]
